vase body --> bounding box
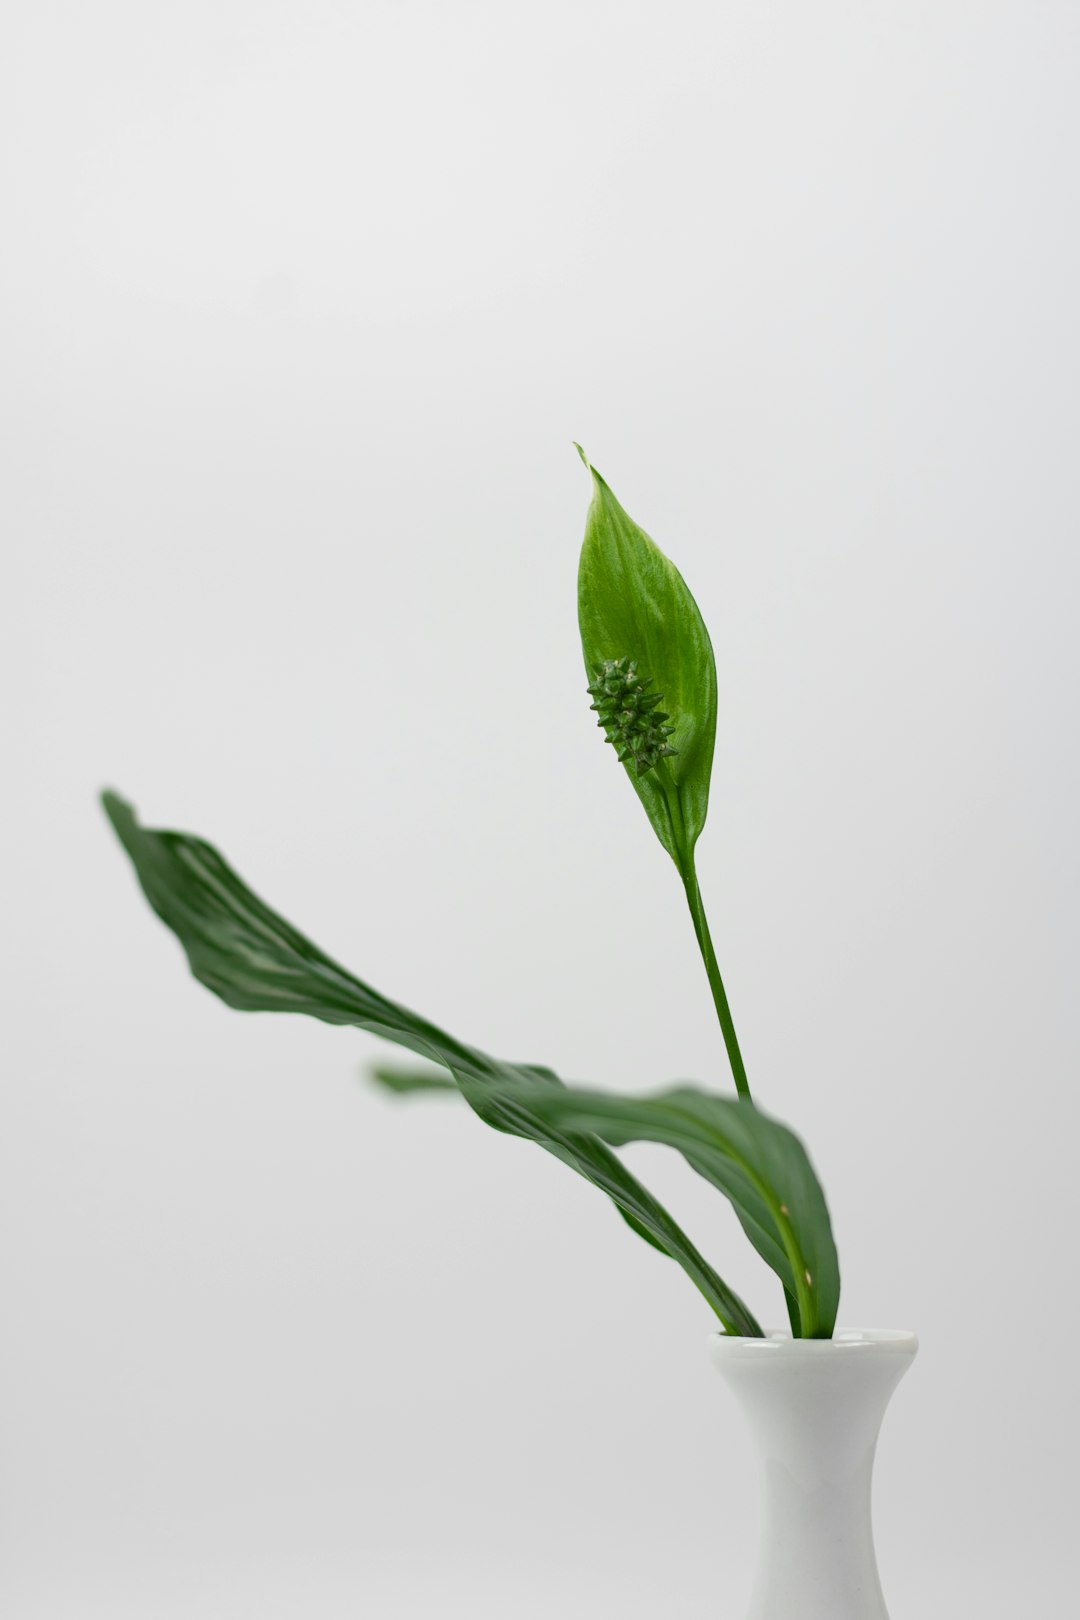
[710,1329,917,1620]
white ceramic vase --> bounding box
[710,1328,918,1620]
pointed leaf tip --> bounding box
[100,789,136,842]
[573,441,589,470]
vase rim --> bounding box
[709,1327,918,1358]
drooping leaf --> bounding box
[576,449,718,862]
[370,1058,834,1335]
[488,1081,840,1338]
[459,1078,762,1333]
[101,791,486,1072]
[371,1065,705,1262]
[103,791,763,1336]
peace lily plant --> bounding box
[102,449,840,1342]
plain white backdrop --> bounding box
[3,3,1078,1615]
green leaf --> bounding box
[102,791,764,1336]
[576,449,718,862]
[490,1081,841,1338]
[371,1066,458,1095]
[371,1065,710,1262]
[451,1075,763,1334]
[370,1060,558,1095]
[101,791,485,1074]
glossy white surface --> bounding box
[710,1330,918,1620]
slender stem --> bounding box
[654,762,752,1102]
[680,859,752,1102]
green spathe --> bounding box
[576,446,717,862]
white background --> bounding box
[3,3,1078,1615]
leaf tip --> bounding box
[573,442,607,492]
[368,1063,457,1096]
[100,788,133,830]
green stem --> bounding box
[681,859,752,1102]
[655,763,752,1103]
